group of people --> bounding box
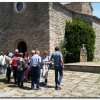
[0,47,64,90]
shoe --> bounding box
[21,83,24,88]
[30,87,34,90]
[20,85,24,88]
[55,84,61,90]
[55,86,58,90]
[44,83,47,87]
[57,84,61,90]
[44,84,47,87]
[58,86,61,90]
[14,81,17,84]
[36,87,41,90]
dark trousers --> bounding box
[13,67,17,83]
[31,67,40,88]
[54,66,63,86]
[6,67,11,82]
[17,70,24,87]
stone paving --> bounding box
[0,70,100,98]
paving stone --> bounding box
[69,91,83,97]
[0,70,100,97]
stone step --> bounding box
[64,63,100,73]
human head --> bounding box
[43,51,48,56]
[15,49,19,53]
[35,50,40,55]
[1,52,4,55]
[14,49,19,56]
[31,50,35,55]
[18,52,23,57]
[55,47,59,51]
[8,52,14,58]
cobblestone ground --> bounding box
[0,70,100,98]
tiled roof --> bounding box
[65,2,93,11]
[53,2,100,21]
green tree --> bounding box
[60,18,95,63]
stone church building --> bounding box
[0,2,100,60]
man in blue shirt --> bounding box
[51,47,64,90]
[29,50,41,90]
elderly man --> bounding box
[29,50,41,90]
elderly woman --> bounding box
[17,53,26,88]
[41,51,50,86]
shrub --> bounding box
[60,18,95,63]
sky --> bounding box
[92,2,100,18]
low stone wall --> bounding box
[64,64,100,73]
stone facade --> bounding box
[0,2,100,61]
[49,3,72,52]
[0,2,49,53]
[65,2,92,15]
[49,3,100,61]
[93,18,100,61]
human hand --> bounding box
[52,66,54,69]
[62,65,64,69]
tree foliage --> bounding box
[60,18,95,63]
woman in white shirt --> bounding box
[41,51,50,86]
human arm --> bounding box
[61,57,64,69]
[60,52,64,69]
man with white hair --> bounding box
[15,49,19,53]
[29,50,41,90]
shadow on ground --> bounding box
[40,82,55,88]
[0,78,14,84]
[7,84,31,90]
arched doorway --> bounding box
[17,41,27,54]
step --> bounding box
[64,62,100,73]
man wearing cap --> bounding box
[29,50,41,90]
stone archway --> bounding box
[17,41,27,54]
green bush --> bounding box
[60,18,95,63]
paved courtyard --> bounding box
[0,69,100,98]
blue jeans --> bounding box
[31,66,40,88]
[54,66,63,86]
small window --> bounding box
[17,2,23,12]
[15,2,25,13]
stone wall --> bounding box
[65,3,92,15]
[93,18,100,61]
[0,2,100,61]
[49,3,72,52]
[73,12,100,61]
[82,3,92,15]
[0,2,49,53]
[49,2,100,61]
[65,3,82,13]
